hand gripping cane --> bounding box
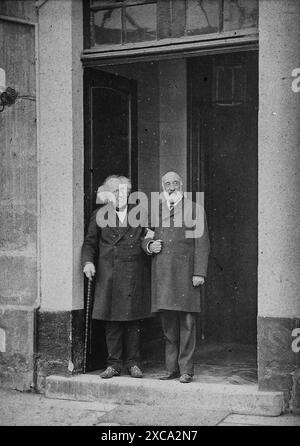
[83,277,93,374]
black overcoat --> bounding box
[82,204,150,321]
[142,198,210,313]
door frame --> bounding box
[81,42,259,370]
[82,41,258,67]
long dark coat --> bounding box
[82,204,150,321]
[142,198,210,313]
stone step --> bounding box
[45,374,285,417]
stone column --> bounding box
[258,0,300,411]
[0,0,37,391]
[37,0,84,388]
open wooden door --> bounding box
[188,51,258,344]
[84,68,138,371]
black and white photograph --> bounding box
[0,0,300,429]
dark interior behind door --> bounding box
[188,51,258,344]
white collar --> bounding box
[166,195,183,210]
[115,206,128,223]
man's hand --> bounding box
[83,262,96,279]
[149,240,163,254]
[192,275,205,287]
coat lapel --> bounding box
[112,203,133,245]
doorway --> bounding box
[83,68,138,370]
[83,50,258,383]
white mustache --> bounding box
[164,190,182,202]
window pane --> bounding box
[125,4,157,43]
[91,0,155,6]
[170,0,186,38]
[93,8,122,45]
[224,0,258,31]
[186,0,219,36]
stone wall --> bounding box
[35,0,84,389]
[0,1,37,390]
[258,0,300,411]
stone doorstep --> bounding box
[45,374,285,417]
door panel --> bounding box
[84,68,138,224]
[84,68,138,370]
[188,51,258,344]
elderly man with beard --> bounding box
[82,175,150,379]
[143,171,210,383]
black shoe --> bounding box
[129,365,143,378]
[179,373,193,383]
[100,366,120,379]
[158,371,180,380]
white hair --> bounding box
[104,175,132,192]
[96,175,132,204]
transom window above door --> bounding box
[86,0,258,49]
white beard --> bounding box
[163,190,183,204]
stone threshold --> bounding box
[45,373,285,417]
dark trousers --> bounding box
[160,311,196,376]
[105,320,141,372]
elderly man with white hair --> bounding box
[82,175,150,379]
[142,171,210,383]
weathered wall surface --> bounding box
[36,0,84,388]
[258,0,300,411]
[38,0,84,313]
[0,1,37,390]
[0,0,85,391]
[0,0,36,21]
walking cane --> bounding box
[83,277,93,374]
